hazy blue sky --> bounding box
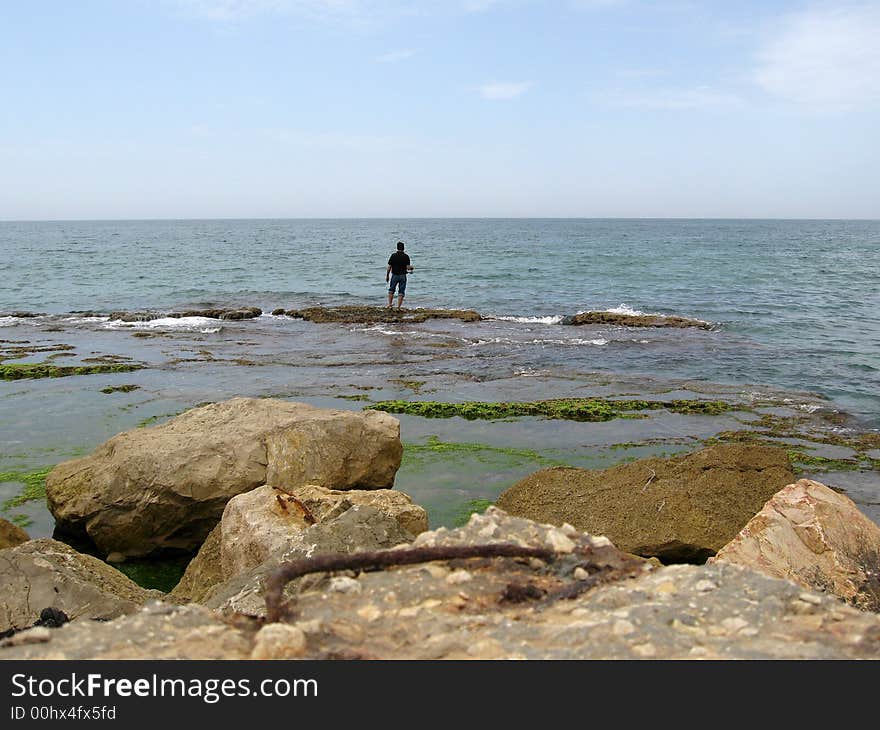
[2,1,879,219]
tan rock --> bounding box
[286,483,428,536]
[220,484,425,581]
[495,444,794,562]
[0,539,157,633]
[0,517,29,550]
[45,397,402,558]
[713,479,880,611]
[250,624,307,659]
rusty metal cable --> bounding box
[263,543,556,623]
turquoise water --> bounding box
[2,218,878,424]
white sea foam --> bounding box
[488,315,564,325]
[356,324,404,336]
[63,316,110,324]
[469,336,607,347]
[514,368,552,377]
[605,303,646,316]
[0,316,20,327]
[103,316,222,334]
[797,403,822,413]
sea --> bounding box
[2,218,879,537]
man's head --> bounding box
[397,241,405,251]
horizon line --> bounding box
[2,215,879,224]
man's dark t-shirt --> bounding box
[388,251,411,275]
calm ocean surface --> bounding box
[2,218,879,425]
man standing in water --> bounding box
[386,240,414,309]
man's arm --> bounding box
[406,254,413,273]
[386,264,391,282]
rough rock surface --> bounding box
[0,517,29,549]
[713,479,880,612]
[0,603,253,659]
[0,539,159,633]
[290,484,428,536]
[496,444,794,562]
[45,398,402,558]
[5,510,880,660]
[276,305,481,324]
[205,505,414,615]
[220,485,427,579]
[561,311,713,329]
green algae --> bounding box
[453,499,494,527]
[390,379,427,394]
[0,362,142,380]
[0,466,53,511]
[404,435,563,467]
[336,394,372,402]
[9,513,32,528]
[100,384,140,394]
[112,557,190,592]
[705,411,880,475]
[370,398,732,422]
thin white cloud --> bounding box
[462,0,504,12]
[570,0,628,9]
[172,0,361,22]
[376,48,415,63]
[755,4,880,108]
[602,86,742,110]
[479,81,533,100]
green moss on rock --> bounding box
[100,384,141,394]
[1,362,142,380]
[112,556,191,593]
[370,397,732,422]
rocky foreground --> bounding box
[2,397,879,659]
[3,511,880,659]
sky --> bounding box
[1,0,879,219]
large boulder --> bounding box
[495,444,794,563]
[0,539,158,634]
[45,398,402,558]
[0,517,29,549]
[5,510,880,659]
[713,479,880,612]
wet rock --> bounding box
[7,511,880,659]
[46,398,403,558]
[280,306,481,324]
[561,311,713,329]
[0,311,43,318]
[107,307,262,322]
[713,479,880,612]
[495,444,795,563]
[0,517,29,550]
[0,539,159,634]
